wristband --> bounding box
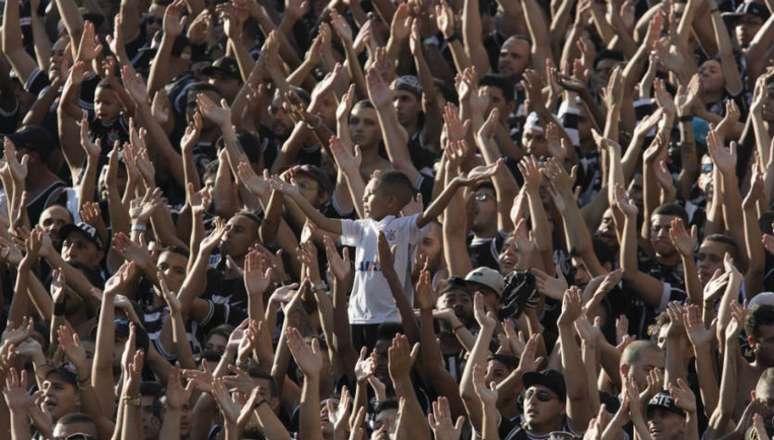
[53,302,67,316]
[131,223,147,233]
[678,114,693,123]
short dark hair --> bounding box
[479,74,515,103]
[489,353,518,370]
[746,304,774,340]
[652,203,689,224]
[374,398,399,414]
[704,233,739,261]
[206,324,235,343]
[140,382,163,417]
[374,170,415,208]
[160,245,190,260]
[594,50,625,69]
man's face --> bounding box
[595,208,618,247]
[269,93,294,137]
[499,236,526,272]
[43,375,80,420]
[372,340,391,384]
[141,396,162,440]
[220,215,259,258]
[39,206,72,247]
[523,385,564,427]
[349,106,381,148]
[53,420,98,440]
[752,324,774,367]
[699,60,725,95]
[497,38,530,77]
[417,223,442,267]
[486,359,512,385]
[437,289,473,322]
[468,187,498,232]
[481,85,511,120]
[523,127,548,157]
[736,15,764,47]
[647,408,685,440]
[49,37,71,82]
[62,232,102,269]
[204,333,227,356]
[697,239,731,287]
[157,251,188,293]
[631,349,664,390]
[144,6,164,38]
[650,214,677,257]
[755,379,774,431]
[393,89,421,128]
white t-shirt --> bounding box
[340,213,428,325]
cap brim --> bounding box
[462,279,502,296]
[522,372,565,399]
[59,224,102,248]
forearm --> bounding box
[383,270,420,343]
[693,344,719,418]
[286,191,342,235]
[299,376,322,440]
[93,293,116,413]
[716,339,738,420]
[681,256,702,305]
[9,410,31,440]
[54,0,84,55]
[419,179,462,228]
[30,13,51,71]
[481,401,500,440]
[146,36,174,95]
[170,311,196,369]
[525,189,552,252]
[158,409,181,440]
[177,248,212,317]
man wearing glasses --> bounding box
[51,413,98,440]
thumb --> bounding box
[409,342,420,363]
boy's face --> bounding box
[294,174,324,207]
[736,15,764,47]
[468,187,497,232]
[43,375,80,420]
[481,85,512,120]
[95,86,122,122]
[362,178,389,219]
[350,106,381,148]
[39,206,72,247]
[699,60,725,95]
[649,214,677,257]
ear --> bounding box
[751,389,757,401]
[620,363,630,378]
[747,335,757,348]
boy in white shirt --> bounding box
[272,167,498,348]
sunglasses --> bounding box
[475,192,493,202]
[525,388,555,402]
[701,163,713,174]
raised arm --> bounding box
[557,287,593,432]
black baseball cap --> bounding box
[5,125,55,156]
[523,369,567,401]
[202,56,241,81]
[60,222,103,250]
[647,392,686,417]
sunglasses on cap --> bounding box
[701,163,713,174]
[525,388,556,402]
[54,434,97,440]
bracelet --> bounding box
[53,302,67,316]
[131,223,147,233]
[678,114,693,123]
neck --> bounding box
[403,120,419,136]
[25,168,58,193]
[357,143,381,163]
[701,89,724,106]
[525,418,564,435]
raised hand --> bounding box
[387,333,419,381]
[121,65,150,106]
[286,327,323,377]
[163,0,187,37]
[473,292,497,329]
[472,364,498,405]
[79,114,101,158]
[707,129,737,176]
[558,286,583,325]
[683,304,714,347]
[668,217,697,257]
[2,368,31,411]
[612,184,638,218]
[197,94,233,128]
[166,367,194,411]
[329,136,361,174]
[415,265,436,311]
[77,21,103,62]
[668,378,696,414]
[57,324,88,375]
[365,67,393,109]
[518,156,543,193]
[244,249,272,296]
[531,266,568,300]
[323,235,351,282]
[129,188,162,223]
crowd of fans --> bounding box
[0,0,773,436]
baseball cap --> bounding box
[46,364,80,387]
[647,392,685,417]
[393,75,422,97]
[439,276,470,295]
[464,267,505,296]
[748,291,774,309]
[295,165,334,195]
[524,112,544,134]
[724,2,770,21]
[60,222,103,250]
[202,56,241,80]
[5,125,55,156]
[523,369,567,401]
